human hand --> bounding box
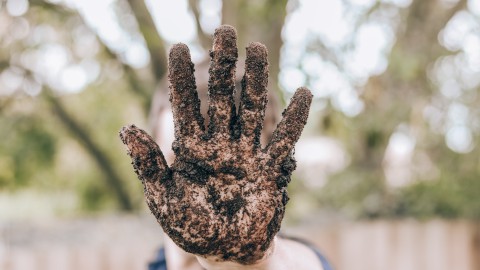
[119,25,312,264]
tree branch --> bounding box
[102,45,152,113]
[0,95,14,115]
[188,0,212,50]
[126,0,168,83]
[44,90,134,211]
[443,0,467,27]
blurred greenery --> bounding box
[1,0,479,221]
[0,112,56,187]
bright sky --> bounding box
[67,0,394,91]
[3,0,480,177]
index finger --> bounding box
[266,87,313,160]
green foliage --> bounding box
[393,180,462,218]
[316,168,480,220]
[393,177,480,219]
[1,0,479,221]
[77,176,118,212]
[318,169,388,219]
[0,107,56,188]
[56,83,147,210]
[0,0,149,213]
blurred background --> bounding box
[1,0,480,269]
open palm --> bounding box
[120,25,312,264]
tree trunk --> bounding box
[45,92,134,210]
[346,0,468,197]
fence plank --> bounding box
[1,218,479,270]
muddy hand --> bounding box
[119,25,312,264]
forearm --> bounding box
[195,237,324,270]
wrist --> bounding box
[195,237,279,270]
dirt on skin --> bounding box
[119,25,313,264]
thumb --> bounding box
[119,124,170,184]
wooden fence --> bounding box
[287,220,480,270]
[1,217,479,270]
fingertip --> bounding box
[119,124,169,182]
[214,25,237,40]
[290,87,313,116]
[212,25,238,55]
[170,43,190,54]
[119,124,156,152]
[168,43,196,97]
[294,87,313,103]
[267,87,313,158]
[246,42,268,60]
[169,43,192,63]
[119,124,139,145]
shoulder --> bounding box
[278,236,334,270]
[148,247,167,270]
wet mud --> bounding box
[120,24,312,264]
